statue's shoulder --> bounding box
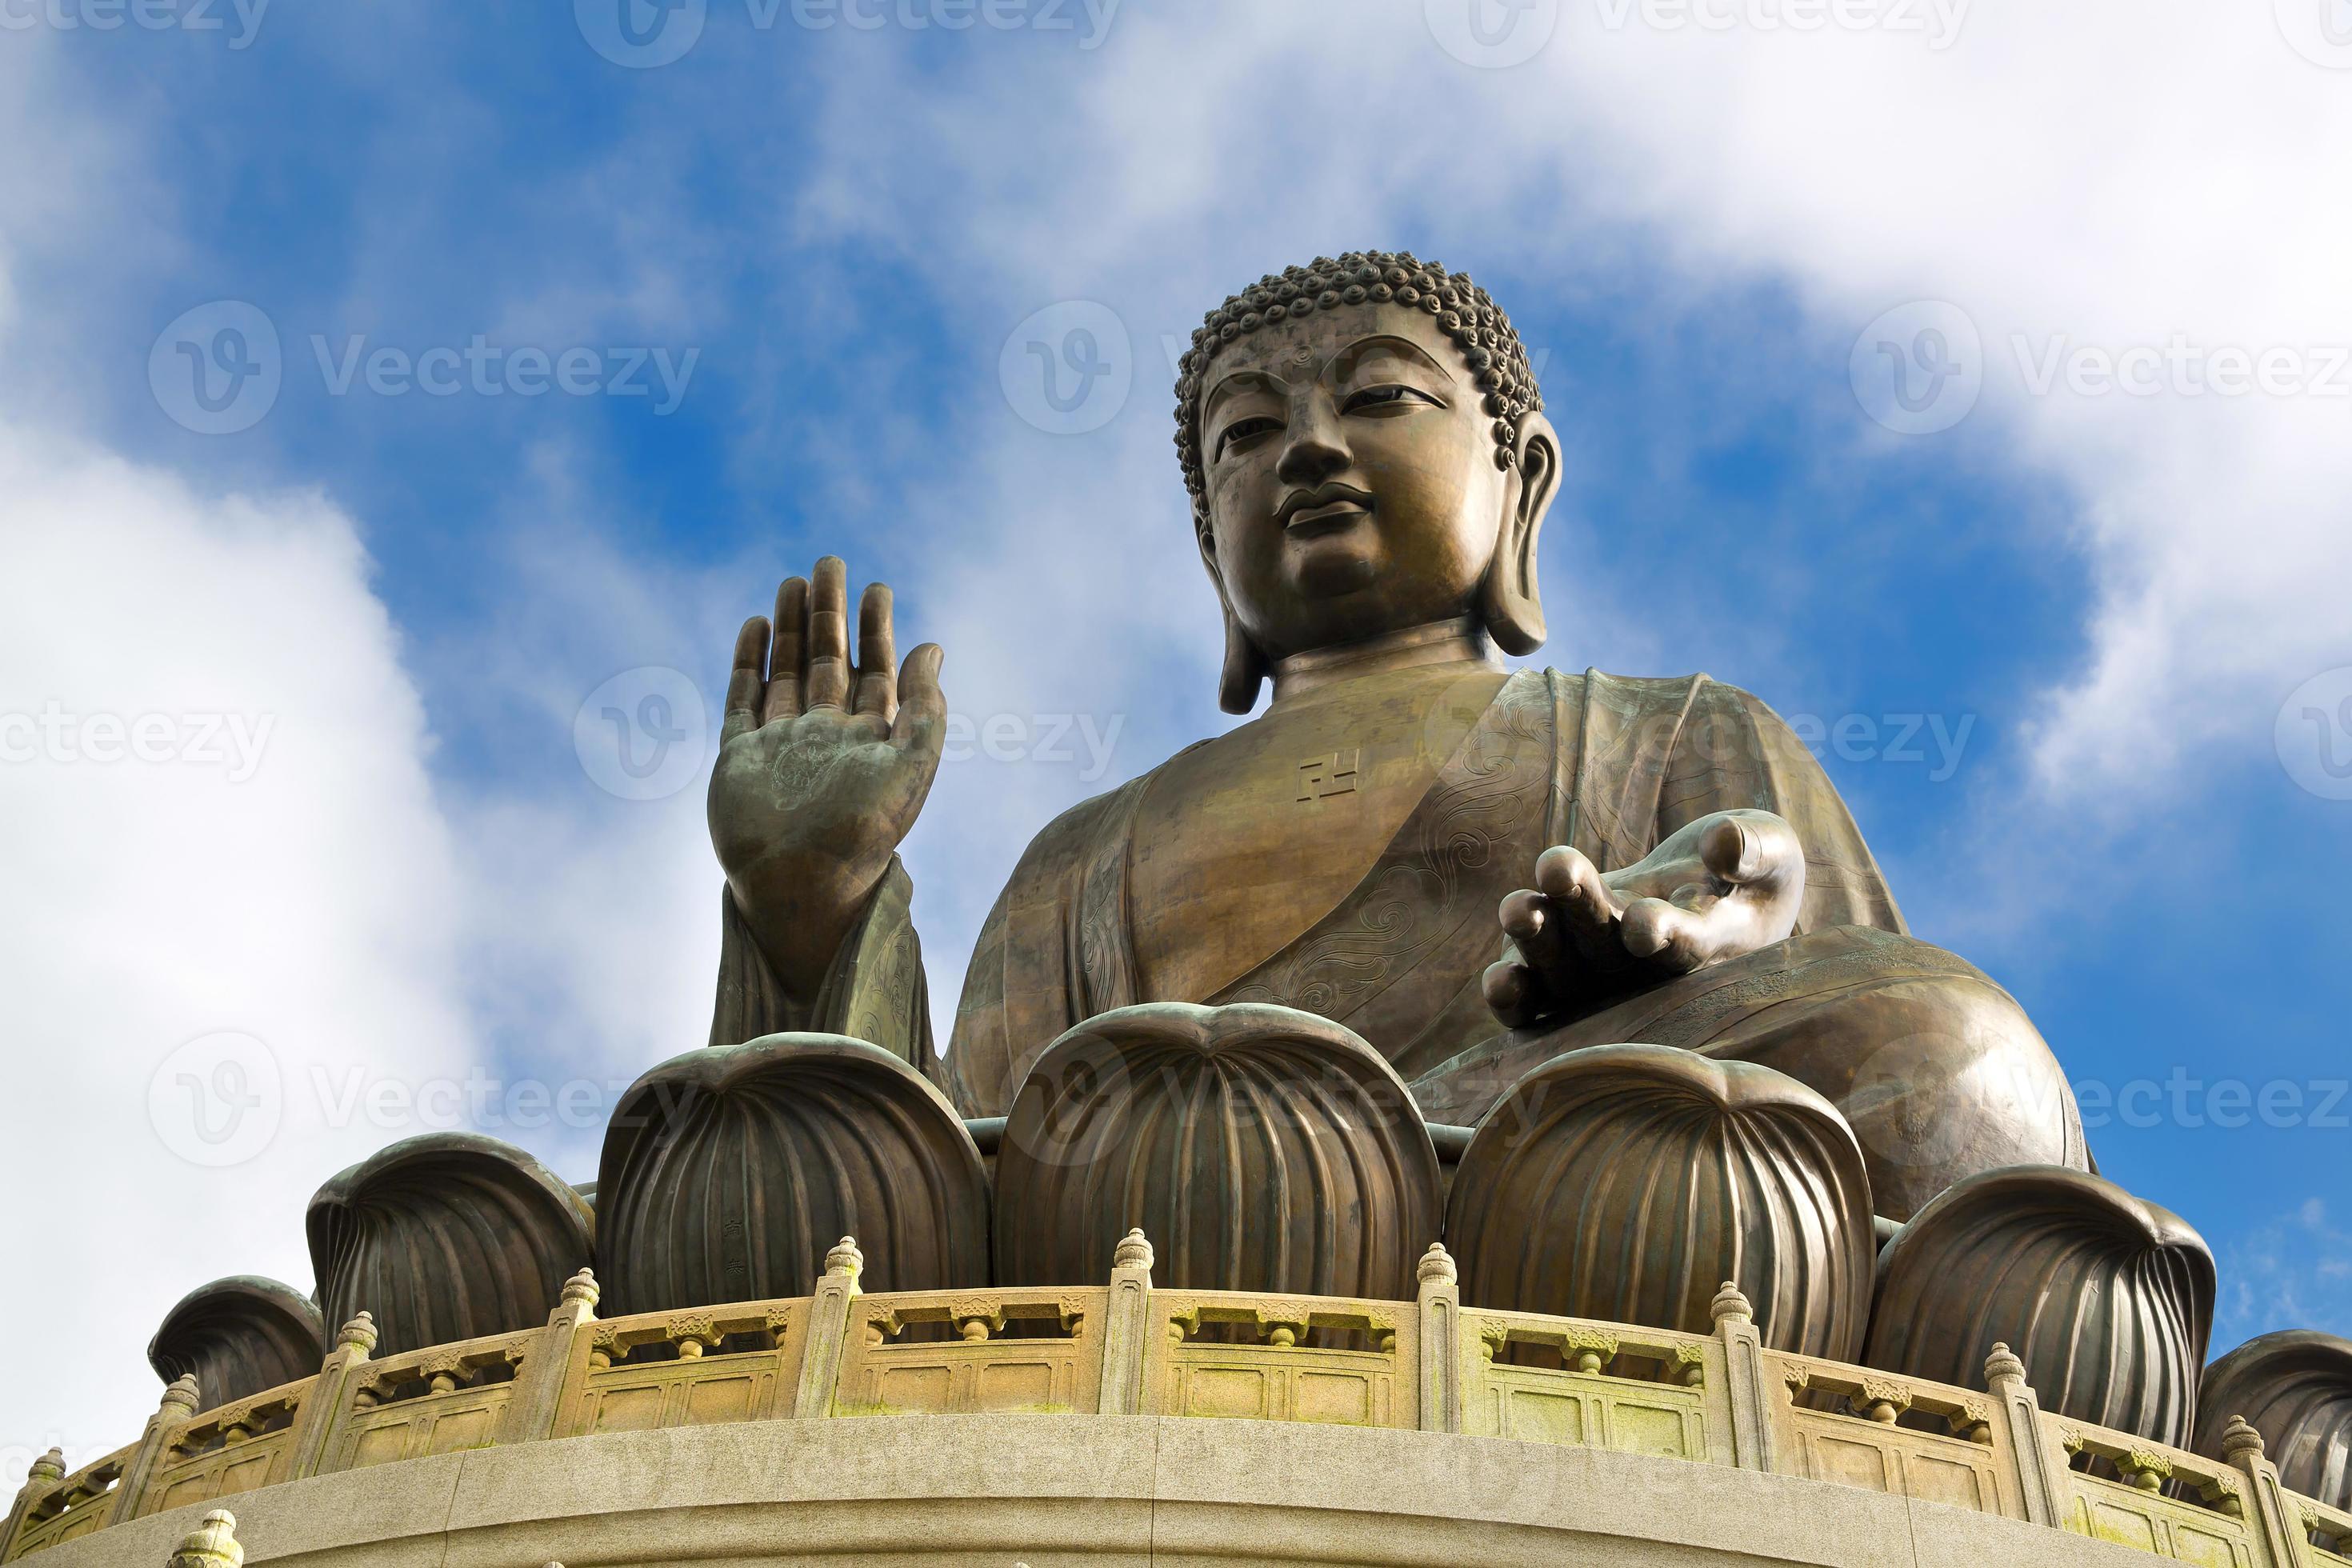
[1550,666,1764,712]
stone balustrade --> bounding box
[1,1234,2336,1568]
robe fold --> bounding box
[707,666,2084,1218]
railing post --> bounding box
[1098,1230,1154,1417]
[0,1447,64,1562]
[2223,1415,2309,1568]
[1416,1243,1461,1434]
[107,1377,201,1523]
[791,1238,863,1419]
[499,1268,600,1445]
[1986,1342,2069,1529]
[166,1507,243,1568]
[283,1313,377,1482]
[1709,1282,1775,1472]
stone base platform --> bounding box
[47,1413,2170,1568]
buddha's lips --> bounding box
[1279,484,1375,535]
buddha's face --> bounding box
[1195,301,1546,662]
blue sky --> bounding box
[3,0,2350,1462]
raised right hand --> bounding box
[707,557,946,999]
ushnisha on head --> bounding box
[1175,250,1559,712]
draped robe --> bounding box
[710,667,2086,1220]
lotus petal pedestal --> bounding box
[1864,1165,2214,1446]
[994,1002,1442,1300]
[306,1132,594,1358]
[2195,1330,2352,1510]
[1446,1044,1877,1358]
[596,1034,990,1314]
[146,1275,325,1409]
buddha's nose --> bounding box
[1274,403,1350,486]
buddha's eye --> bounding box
[1214,415,1282,462]
[1343,383,1442,414]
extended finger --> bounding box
[1499,888,1568,972]
[1482,957,1542,1030]
[723,615,769,745]
[765,577,807,722]
[854,582,898,722]
[1622,895,1707,970]
[890,643,946,755]
[1702,811,1801,886]
[805,557,850,710]
[1534,844,1613,911]
[1534,844,1624,957]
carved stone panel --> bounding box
[146,1276,326,1410]
[1446,1044,1876,1359]
[1864,1166,2214,1447]
[2195,1330,2352,1510]
[596,1034,990,1314]
[995,1003,1442,1300]
[306,1133,594,1358]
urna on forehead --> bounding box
[1172,250,1545,526]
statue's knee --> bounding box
[1706,936,2082,1219]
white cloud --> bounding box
[787,0,2352,819]
[0,427,477,1470]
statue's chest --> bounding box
[1124,670,1505,1002]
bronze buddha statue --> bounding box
[702,250,2087,1225]
[130,257,2225,1470]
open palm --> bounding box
[707,557,945,998]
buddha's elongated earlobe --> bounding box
[1199,531,1269,714]
[1218,605,1270,714]
[1481,412,1560,657]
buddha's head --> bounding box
[1176,251,1559,713]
